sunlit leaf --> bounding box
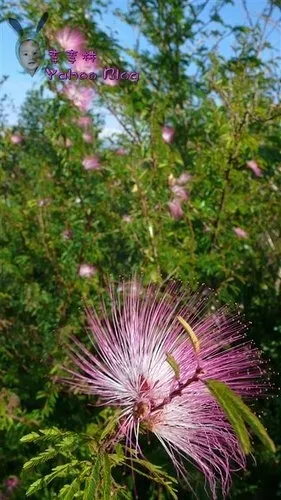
[177,316,200,353]
[165,352,180,379]
[83,456,101,500]
[205,379,275,454]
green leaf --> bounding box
[20,427,67,445]
[102,454,111,500]
[222,382,276,453]
[26,478,45,496]
[100,409,121,440]
[23,447,58,471]
[205,379,276,454]
[20,432,40,443]
[59,477,80,500]
[165,353,180,379]
[126,457,178,499]
[205,379,251,454]
[83,456,101,500]
[26,463,78,497]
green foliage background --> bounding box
[0,0,281,498]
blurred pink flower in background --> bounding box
[10,133,23,144]
[76,115,92,129]
[78,263,97,278]
[176,172,192,185]
[65,138,73,147]
[62,228,73,240]
[82,132,93,143]
[233,227,248,239]
[162,126,175,143]
[246,160,263,177]
[122,215,132,222]
[171,185,189,201]
[168,199,184,219]
[203,223,211,233]
[73,52,99,73]
[63,83,80,100]
[168,175,189,219]
[103,77,119,86]
[56,27,86,51]
[37,198,51,207]
[63,84,94,112]
[3,476,20,493]
[116,148,126,156]
[82,155,101,170]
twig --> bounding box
[151,366,203,413]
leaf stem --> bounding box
[151,366,203,413]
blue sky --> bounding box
[1,0,280,134]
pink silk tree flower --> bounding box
[10,133,23,144]
[175,172,192,185]
[103,76,119,86]
[122,214,132,223]
[233,227,248,239]
[82,132,94,143]
[65,138,73,147]
[162,126,175,144]
[170,185,189,201]
[56,27,86,51]
[116,148,126,156]
[37,198,51,207]
[63,84,94,112]
[73,52,99,73]
[82,155,100,170]
[62,228,73,240]
[3,476,20,493]
[61,279,267,499]
[73,88,94,112]
[76,116,92,129]
[78,263,97,278]
[63,83,79,101]
[246,160,263,177]
[168,199,184,220]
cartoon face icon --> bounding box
[19,39,41,75]
[8,13,48,77]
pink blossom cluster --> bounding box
[62,279,266,498]
[56,27,86,51]
[73,114,94,143]
[62,228,73,240]
[162,126,175,144]
[2,476,20,495]
[76,115,92,129]
[78,263,97,278]
[10,133,23,144]
[116,147,126,156]
[233,227,248,239]
[56,30,95,112]
[246,160,263,177]
[82,155,101,171]
[167,172,191,220]
[63,83,94,112]
[82,131,93,143]
[73,52,99,73]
